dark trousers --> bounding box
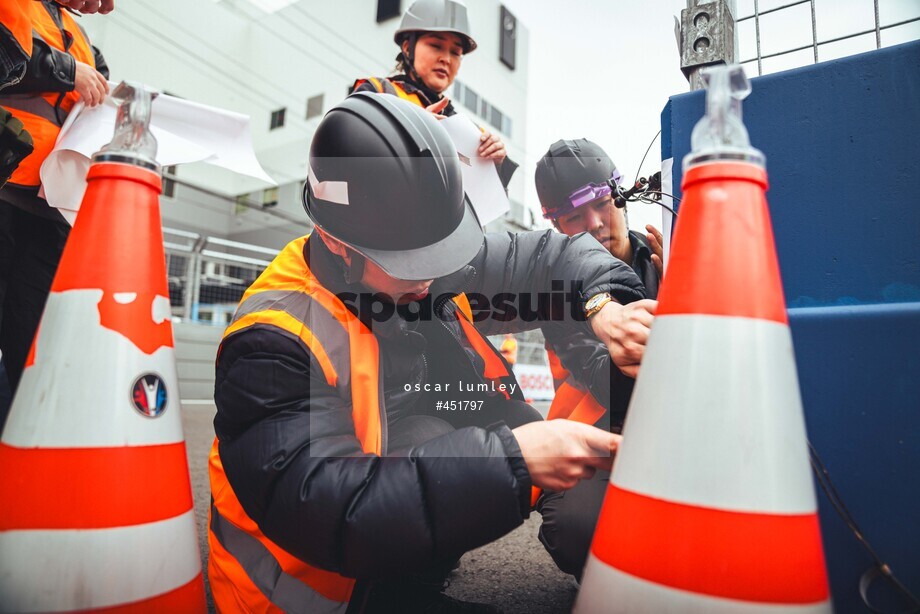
[536,470,610,581]
[0,204,70,429]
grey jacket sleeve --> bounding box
[460,229,646,337]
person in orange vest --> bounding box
[208,93,653,613]
[499,333,518,366]
[1,0,37,188]
[0,1,113,187]
[1,0,113,87]
[0,0,109,425]
[532,138,663,581]
[351,0,517,188]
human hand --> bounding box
[425,97,449,120]
[589,299,658,378]
[512,419,621,491]
[646,224,664,279]
[478,131,506,164]
[73,62,109,107]
[56,0,115,14]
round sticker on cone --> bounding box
[131,373,168,418]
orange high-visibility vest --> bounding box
[208,235,518,612]
[0,0,33,60]
[353,77,425,107]
[545,346,607,426]
[0,1,98,187]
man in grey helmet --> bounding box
[533,138,662,582]
[208,94,654,613]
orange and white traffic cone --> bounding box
[575,67,831,613]
[0,83,206,612]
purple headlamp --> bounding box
[544,170,623,220]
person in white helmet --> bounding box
[352,0,517,188]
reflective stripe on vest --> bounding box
[209,503,347,614]
[209,442,355,612]
[209,235,384,612]
[0,2,96,187]
[0,94,60,124]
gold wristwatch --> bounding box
[584,292,613,320]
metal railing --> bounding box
[737,0,920,75]
[165,228,276,325]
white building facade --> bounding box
[82,0,532,247]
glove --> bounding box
[0,106,34,188]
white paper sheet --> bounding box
[41,87,275,225]
[660,157,674,273]
[440,114,510,226]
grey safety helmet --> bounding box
[535,139,623,221]
[303,92,483,281]
[394,0,478,53]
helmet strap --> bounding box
[343,249,366,285]
[401,33,423,84]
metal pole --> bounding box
[753,0,763,75]
[727,0,739,59]
[810,0,819,63]
[184,235,206,322]
[873,0,881,48]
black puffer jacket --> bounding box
[213,229,644,579]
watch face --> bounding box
[585,293,612,316]
[586,294,606,310]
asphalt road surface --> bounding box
[181,401,579,614]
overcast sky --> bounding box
[499,0,920,231]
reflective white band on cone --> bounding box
[0,510,201,613]
[3,290,183,448]
[613,314,816,513]
[576,554,832,614]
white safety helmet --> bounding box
[394,0,477,53]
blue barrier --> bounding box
[663,41,920,611]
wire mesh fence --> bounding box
[733,0,920,76]
[164,228,274,326]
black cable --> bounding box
[635,194,678,218]
[808,441,920,612]
[633,129,661,189]
[621,186,680,219]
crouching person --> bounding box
[533,138,661,581]
[208,93,650,613]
